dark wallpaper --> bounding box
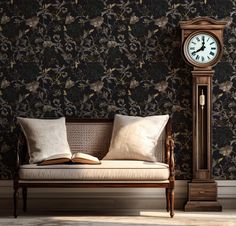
[0,0,235,180]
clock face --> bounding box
[186,32,219,65]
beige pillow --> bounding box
[103,114,169,162]
[17,117,71,164]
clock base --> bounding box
[184,181,222,211]
[185,201,222,212]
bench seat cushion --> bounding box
[19,160,169,181]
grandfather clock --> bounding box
[180,17,226,211]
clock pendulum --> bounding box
[180,17,226,211]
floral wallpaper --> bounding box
[0,0,235,180]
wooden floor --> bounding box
[0,210,236,226]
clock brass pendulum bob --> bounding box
[180,17,226,211]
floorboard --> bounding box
[0,210,236,226]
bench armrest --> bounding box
[16,132,28,167]
[166,119,175,184]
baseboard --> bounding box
[0,180,235,214]
[217,180,236,209]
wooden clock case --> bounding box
[180,17,227,211]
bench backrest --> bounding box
[66,119,166,161]
[66,119,113,159]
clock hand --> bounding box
[192,44,206,55]
[192,47,203,54]
[202,40,205,48]
[202,36,205,45]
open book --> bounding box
[39,152,101,165]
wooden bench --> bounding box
[14,118,175,217]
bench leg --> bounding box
[166,188,170,212]
[170,188,174,218]
[13,187,19,218]
[22,187,27,212]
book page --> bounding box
[72,152,100,164]
[43,153,72,161]
[39,158,71,165]
[39,153,72,165]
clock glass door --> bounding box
[197,85,208,170]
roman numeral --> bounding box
[211,47,216,50]
[208,56,210,60]
[190,47,195,50]
[191,52,196,56]
[207,37,210,42]
[196,55,200,60]
[202,36,205,41]
[192,41,196,45]
[210,42,214,45]
[201,56,204,62]
[196,37,200,42]
[209,51,215,56]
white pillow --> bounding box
[17,117,71,164]
[103,114,169,162]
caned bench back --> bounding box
[66,120,113,159]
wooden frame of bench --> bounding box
[13,118,175,218]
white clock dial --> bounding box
[187,33,219,64]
